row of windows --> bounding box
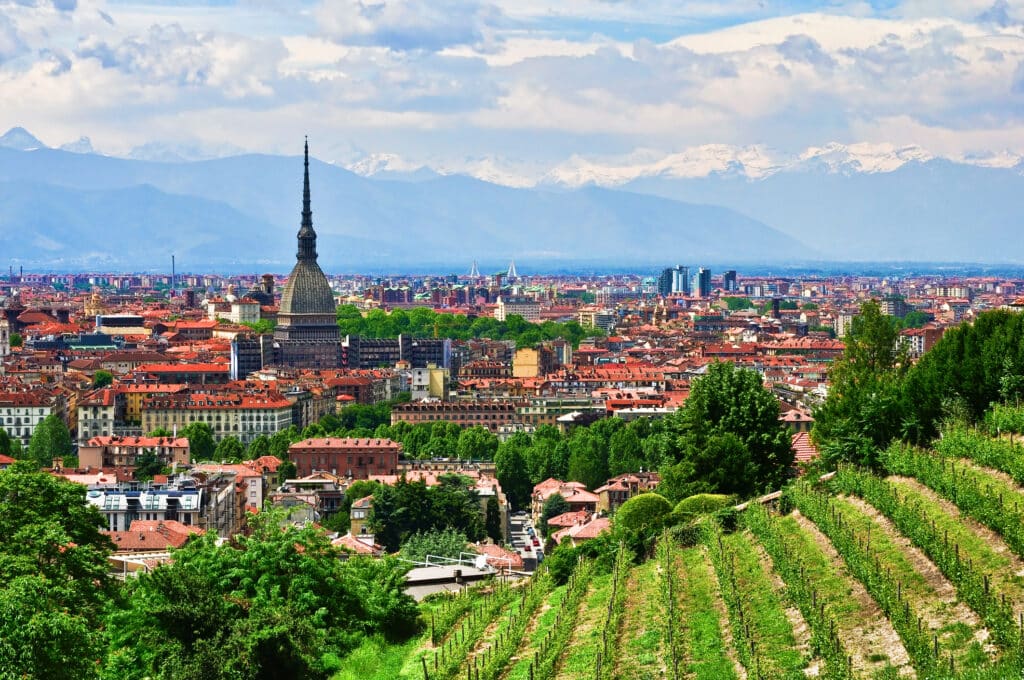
[400,413,513,421]
[0,408,47,416]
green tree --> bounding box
[276,460,297,484]
[813,300,909,467]
[399,528,468,562]
[9,332,21,348]
[213,436,245,463]
[676,361,793,494]
[658,433,758,502]
[240,319,277,334]
[180,422,216,460]
[608,426,643,475]
[540,493,570,537]
[92,370,114,388]
[485,496,503,542]
[246,434,271,459]
[900,310,1024,442]
[27,414,73,468]
[0,464,114,678]
[566,428,609,490]
[723,297,754,311]
[0,576,105,680]
[494,435,533,510]
[670,493,734,524]
[133,449,166,481]
[456,425,499,460]
[105,511,419,679]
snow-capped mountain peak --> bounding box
[347,153,426,177]
[796,142,934,173]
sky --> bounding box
[1,0,1023,181]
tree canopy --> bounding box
[657,361,793,499]
[335,305,602,348]
[106,511,419,679]
[0,463,115,679]
[27,414,73,468]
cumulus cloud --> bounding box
[315,0,503,51]
[76,23,286,96]
[0,14,28,62]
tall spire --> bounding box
[297,136,317,261]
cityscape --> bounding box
[4,0,1024,679]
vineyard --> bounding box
[337,428,1024,680]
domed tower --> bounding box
[272,139,342,368]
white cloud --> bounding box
[0,0,1023,183]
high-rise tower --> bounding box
[272,139,342,369]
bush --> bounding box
[670,493,734,525]
[615,493,673,538]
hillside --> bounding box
[341,427,1024,680]
[0,145,812,270]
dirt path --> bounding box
[791,511,916,678]
[497,587,562,679]
[838,494,994,655]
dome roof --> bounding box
[280,260,335,316]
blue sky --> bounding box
[1,0,1022,183]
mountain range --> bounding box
[2,126,1023,270]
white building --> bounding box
[495,296,541,322]
[86,486,203,532]
[0,391,57,448]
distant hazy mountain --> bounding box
[11,124,1023,269]
[0,127,46,152]
[0,131,813,271]
[59,137,96,154]
[623,160,1024,262]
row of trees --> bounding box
[336,305,603,348]
[813,302,1024,467]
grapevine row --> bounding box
[596,542,630,680]
[742,503,852,680]
[529,558,595,680]
[657,534,683,680]
[791,481,953,676]
[703,521,806,680]
[932,428,1024,485]
[425,578,519,680]
[881,440,1024,560]
[466,571,553,680]
[831,466,1024,667]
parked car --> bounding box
[532,536,540,546]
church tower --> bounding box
[272,139,342,368]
